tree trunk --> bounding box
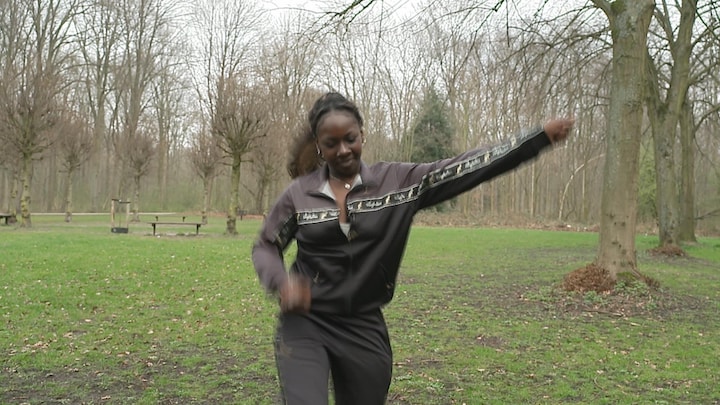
[0,168,7,211]
[132,174,141,222]
[202,177,211,225]
[254,175,266,215]
[678,99,696,242]
[649,112,681,247]
[114,158,124,202]
[90,98,107,212]
[646,0,695,249]
[581,168,588,223]
[489,181,495,216]
[10,167,20,218]
[595,0,655,279]
[20,154,33,227]
[46,153,57,212]
[65,168,74,222]
[158,131,168,210]
[226,157,241,235]
[530,163,536,217]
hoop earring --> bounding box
[316,145,323,159]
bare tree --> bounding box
[75,0,121,212]
[0,0,79,227]
[124,127,155,221]
[189,124,224,224]
[212,80,268,234]
[114,0,172,221]
[253,16,322,213]
[0,0,23,219]
[678,2,720,241]
[644,0,696,252]
[57,110,94,222]
[151,27,190,211]
[192,0,264,235]
[245,124,284,215]
[374,28,425,162]
[685,69,720,235]
[592,0,655,281]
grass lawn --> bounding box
[1,214,718,404]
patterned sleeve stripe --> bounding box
[274,214,299,251]
[418,128,540,194]
[348,185,420,213]
[295,208,342,225]
[343,129,541,215]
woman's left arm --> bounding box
[413,119,573,209]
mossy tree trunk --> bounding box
[592,0,655,280]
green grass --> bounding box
[1,215,718,404]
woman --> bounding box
[252,92,573,404]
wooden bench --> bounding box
[149,216,202,235]
[0,213,15,225]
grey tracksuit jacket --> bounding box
[252,127,553,315]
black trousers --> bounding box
[274,309,393,405]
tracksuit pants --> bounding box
[274,309,393,405]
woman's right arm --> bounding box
[252,187,312,313]
[251,189,297,294]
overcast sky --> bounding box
[260,0,423,18]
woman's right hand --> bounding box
[279,274,311,314]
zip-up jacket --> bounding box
[252,126,553,315]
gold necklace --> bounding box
[330,175,352,190]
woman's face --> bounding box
[315,110,364,179]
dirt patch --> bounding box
[412,211,608,233]
[474,334,505,349]
[546,285,711,321]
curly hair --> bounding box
[287,92,364,179]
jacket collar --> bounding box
[304,161,378,194]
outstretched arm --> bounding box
[409,125,559,210]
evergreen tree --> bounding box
[410,87,454,163]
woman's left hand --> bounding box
[544,119,575,144]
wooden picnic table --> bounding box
[0,213,15,225]
[148,216,202,235]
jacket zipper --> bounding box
[345,205,355,314]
